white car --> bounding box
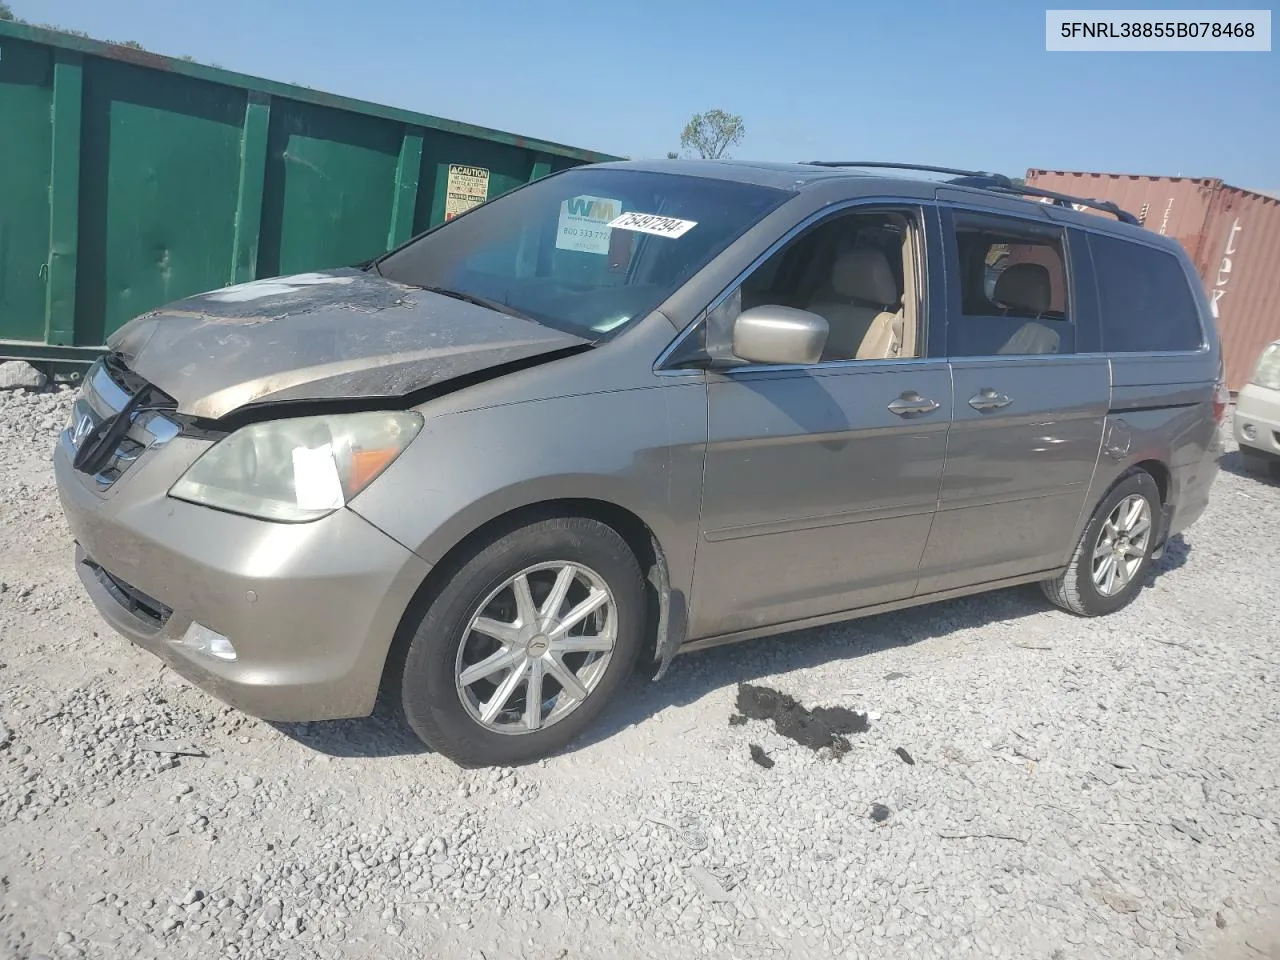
[1235,339,1280,478]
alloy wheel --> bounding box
[1091,494,1153,597]
[454,562,617,735]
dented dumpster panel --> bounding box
[75,57,249,348]
[0,20,619,364]
[0,36,54,344]
[257,99,405,280]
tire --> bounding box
[396,516,646,766]
[1041,469,1162,617]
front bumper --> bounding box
[54,436,431,722]
[1234,383,1280,459]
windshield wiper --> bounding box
[416,284,539,324]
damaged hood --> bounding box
[108,268,589,421]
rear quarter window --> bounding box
[1090,233,1205,353]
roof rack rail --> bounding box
[945,175,1010,189]
[803,161,1014,188]
[983,183,1142,225]
[801,160,1141,226]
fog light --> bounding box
[1242,422,1257,441]
[180,623,237,661]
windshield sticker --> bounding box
[444,164,490,220]
[556,195,623,255]
[607,211,698,239]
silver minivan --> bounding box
[54,160,1228,765]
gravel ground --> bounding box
[2,375,1279,960]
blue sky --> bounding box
[22,0,1280,189]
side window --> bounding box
[948,218,1073,357]
[709,209,924,363]
[1090,234,1204,353]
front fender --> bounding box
[346,382,707,614]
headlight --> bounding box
[169,411,423,522]
[1252,343,1280,391]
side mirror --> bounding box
[731,306,828,365]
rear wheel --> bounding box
[396,516,645,766]
[1041,470,1161,617]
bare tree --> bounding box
[679,109,746,160]
[0,2,16,20]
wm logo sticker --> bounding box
[567,197,619,219]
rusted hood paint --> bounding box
[108,268,589,420]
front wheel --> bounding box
[1041,470,1162,617]
[396,516,646,766]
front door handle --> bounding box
[968,387,1012,412]
[887,391,941,418]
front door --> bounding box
[686,205,951,640]
[916,209,1107,594]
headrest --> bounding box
[830,249,899,306]
[993,263,1051,315]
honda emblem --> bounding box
[70,412,95,449]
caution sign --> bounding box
[444,164,490,220]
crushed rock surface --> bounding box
[2,381,1279,960]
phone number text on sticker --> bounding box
[607,212,698,239]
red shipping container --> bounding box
[1200,187,1280,392]
[1026,169,1280,392]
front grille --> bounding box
[62,356,179,491]
[101,352,153,397]
[82,557,173,629]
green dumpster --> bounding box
[0,21,620,364]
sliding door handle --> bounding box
[968,388,1012,412]
[887,392,941,418]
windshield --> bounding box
[376,168,793,338]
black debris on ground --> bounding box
[895,747,916,765]
[884,672,908,681]
[1171,819,1208,844]
[728,714,747,727]
[735,683,868,757]
[869,803,891,823]
[749,744,774,769]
